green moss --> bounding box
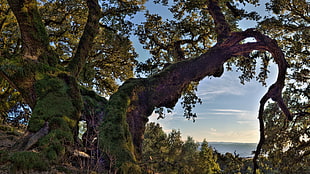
[0,124,14,132]
[35,72,45,80]
[9,151,48,171]
[28,119,45,132]
[29,76,79,132]
[46,148,58,161]
[100,96,135,166]
[99,78,147,173]
[119,162,142,174]
[62,116,77,128]
[34,77,67,98]
[0,150,9,163]
[26,75,82,165]
[38,129,72,162]
[39,129,73,147]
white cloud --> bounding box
[203,129,259,143]
[206,108,250,117]
[197,74,247,100]
[210,128,217,132]
[206,108,257,121]
[237,121,253,124]
[211,109,247,113]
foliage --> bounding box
[0,78,25,124]
[142,123,292,173]
[40,0,141,95]
[142,122,221,174]
[1,0,140,97]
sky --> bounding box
[130,0,273,143]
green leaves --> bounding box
[0,78,23,123]
[142,122,221,174]
[135,1,217,75]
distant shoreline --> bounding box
[207,142,257,158]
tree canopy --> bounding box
[0,0,308,173]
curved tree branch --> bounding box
[110,26,291,163]
[215,28,291,173]
[68,0,101,77]
[217,28,291,173]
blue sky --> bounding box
[147,66,277,143]
[130,0,273,143]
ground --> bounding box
[0,124,93,174]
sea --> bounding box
[208,142,257,158]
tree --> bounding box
[142,123,220,174]
[179,136,200,173]
[142,122,168,173]
[0,0,293,173]
[195,140,220,173]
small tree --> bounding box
[195,140,220,174]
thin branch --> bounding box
[0,16,8,31]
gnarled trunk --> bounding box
[3,0,100,171]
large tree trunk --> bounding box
[3,0,101,171]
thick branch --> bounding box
[147,29,290,115]
[122,28,291,167]
[68,0,101,77]
[207,0,231,42]
[11,122,49,151]
[122,46,230,158]
[7,0,51,63]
